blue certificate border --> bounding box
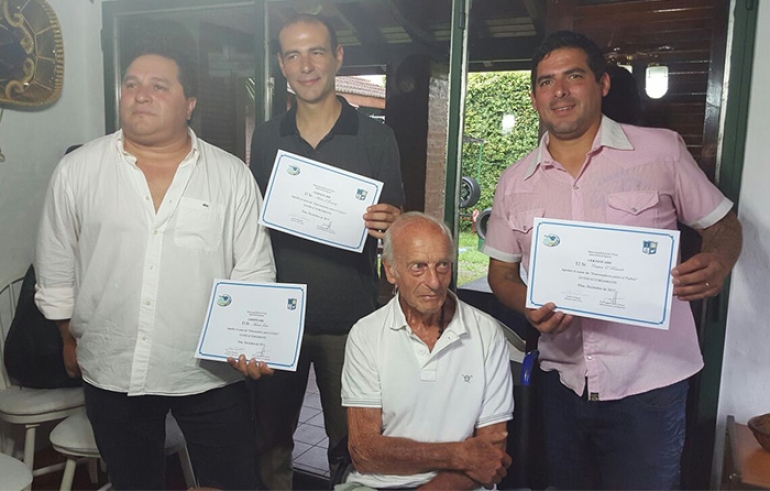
[261,152,382,252]
[198,281,306,369]
[528,220,677,326]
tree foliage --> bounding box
[461,72,539,219]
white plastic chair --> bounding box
[50,407,196,491]
[0,275,85,483]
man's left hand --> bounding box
[671,251,732,301]
[227,355,275,380]
[364,204,402,239]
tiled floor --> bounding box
[293,365,331,478]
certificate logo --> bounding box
[287,298,297,310]
[541,234,561,247]
[287,164,301,176]
[216,294,232,307]
[642,240,658,255]
[355,188,368,200]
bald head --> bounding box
[382,212,453,267]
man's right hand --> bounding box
[457,431,511,488]
[62,336,81,378]
[56,320,81,378]
[526,302,574,334]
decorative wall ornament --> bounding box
[0,0,64,108]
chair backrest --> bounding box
[0,277,24,390]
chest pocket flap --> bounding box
[508,208,545,233]
[606,191,659,215]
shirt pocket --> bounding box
[506,207,545,256]
[173,197,224,251]
[507,208,545,234]
[605,191,660,227]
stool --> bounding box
[50,408,196,491]
[0,453,34,490]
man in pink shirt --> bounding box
[484,30,742,489]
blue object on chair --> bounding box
[520,350,539,387]
[505,350,539,490]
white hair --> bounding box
[381,211,454,266]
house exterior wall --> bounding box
[0,0,105,289]
[713,0,770,484]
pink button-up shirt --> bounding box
[483,117,733,400]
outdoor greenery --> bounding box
[457,71,539,285]
[460,71,540,225]
[457,231,489,286]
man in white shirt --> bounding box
[34,29,274,490]
[341,213,514,490]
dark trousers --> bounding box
[540,368,687,490]
[250,333,348,490]
[84,381,256,490]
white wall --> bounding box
[0,0,104,290]
[714,0,770,483]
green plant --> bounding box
[457,231,489,286]
[461,72,539,223]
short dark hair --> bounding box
[122,19,199,98]
[277,13,339,55]
[531,30,606,90]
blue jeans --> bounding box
[540,369,687,490]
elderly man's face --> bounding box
[119,54,196,146]
[384,221,453,319]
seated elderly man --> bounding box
[341,212,514,490]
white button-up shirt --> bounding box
[35,130,275,396]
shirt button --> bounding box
[149,265,154,271]
[154,230,158,235]
[587,355,593,360]
[145,301,151,306]
[573,184,579,190]
[142,336,147,341]
[631,207,638,212]
[145,196,150,201]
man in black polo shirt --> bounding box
[249,13,405,489]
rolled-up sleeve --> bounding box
[35,161,78,320]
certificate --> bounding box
[195,280,306,371]
[526,218,680,329]
[259,150,383,253]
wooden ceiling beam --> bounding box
[382,0,436,45]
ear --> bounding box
[530,91,538,112]
[382,258,398,285]
[277,53,287,78]
[600,72,611,97]
[186,97,197,120]
[334,45,344,73]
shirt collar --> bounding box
[388,291,469,338]
[523,115,634,179]
[279,95,359,138]
[115,128,201,166]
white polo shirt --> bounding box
[341,293,514,489]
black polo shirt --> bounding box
[250,97,405,335]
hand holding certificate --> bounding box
[259,150,383,253]
[195,280,306,371]
[526,218,680,329]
